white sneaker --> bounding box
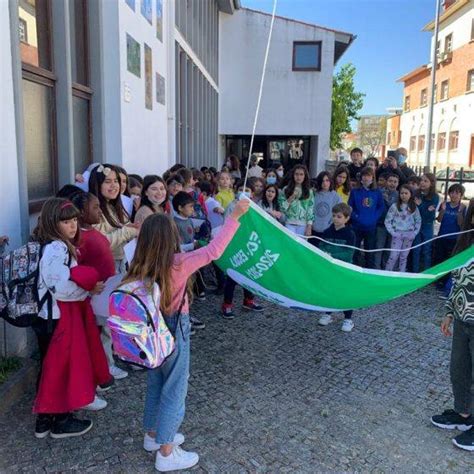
[155,446,199,472]
[83,395,107,411]
[144,433,185,452]
[341,320,354,332]
[110,365,128,380]
[318,314,333,326]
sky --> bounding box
[242,0,437,116]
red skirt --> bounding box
[33,299,112,414]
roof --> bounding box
[397,65,429,83]
[422,0,471,31]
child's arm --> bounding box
[413,207,422,236]
[384,205,396,236]
[436,201,446,223]
[457,203,466,228]
[95,219,138,252]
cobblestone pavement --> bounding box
[1,285,472,473]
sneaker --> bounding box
[110,365,128,380]
[431,409,473,431]
[453,427,474,451]
[97,378,115,394]
[83,395,107,411]
[318,314,333,326]
[129,364,145,371]
[35,415,53,439]
[190,326,196,336]
[155,446,199,472]
[195,292,206,301]
[50,415,93,439]
[144,433,185,452]
[190,316,205,329]
[242,301,264,312]
[341,320,354,332]
[221,305,234,320]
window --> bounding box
[438,132,446,150]
[449,131,459,150]
[387,132,391,145]
[433,84,438,103]
[292,41,322,71]
[467,70,474,92]
[418,135,426,151]
[420,88,428,107]
[398,131,402,143]
[444,33,453,53]
[404,95,411,112]
[410,136,416,152]
[436,40,441,58]
[430,133,435,150]
[19,18,27,43]
[441,80,449,100]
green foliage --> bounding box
[330,64,365,150]
[0,357,21,385]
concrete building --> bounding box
[219,8,355,175]
[395,0,474,169]
[0,0,354,356]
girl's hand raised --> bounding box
[231,199,250,220]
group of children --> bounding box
[0,153,472,468]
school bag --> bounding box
[108,280,177,369]
[0,242,52,327]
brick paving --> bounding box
[0,285,472,473]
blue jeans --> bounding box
[143,313,191,444]
[411,224,434,273]
[354,228,376,269]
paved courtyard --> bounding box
[0,285,472,473]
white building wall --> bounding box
[219,9,336,172]
[116,1,171,176]
[400,92,474,168]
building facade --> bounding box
[396,0,474,169]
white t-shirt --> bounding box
[205,197,224,229]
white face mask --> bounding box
[277,170,284,178]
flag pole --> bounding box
[425,0,442,171]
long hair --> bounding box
[453,198,474,255]
[228,155,240,172]
[140,175,168,213]
[332,166,351,196]
[116,166,130,197]
[284,165,311,200]
[37,198,80,259]
[123,213,190,314]
[315,171,333,192]
[88,164,128,227]
[421,173,437,200]
[261,184,280,210]
[396,185,417,213]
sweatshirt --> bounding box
[384,203,421,239]
[348,187,385,231]
[312,191,342,233]
[215,188,235,210]
[78,228,116,282]
[174,214,198,252]
[446,261,474,324]
[279,186,314,226]
[417,192,440,226]
[319,224,356,263]
[378,188,399,225]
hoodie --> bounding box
[348,187,385,231]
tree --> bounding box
[358,116,387,157]
[330,64,365,150]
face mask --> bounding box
[398,154,407,165]
[276,170,284,178]
[267,177,277,185]
[240,191,251,199]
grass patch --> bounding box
[0,357,22,385]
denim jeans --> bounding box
[354,228,376,269]
[373,225,391,270]
[411,224,434,273]
[143,313,191,444]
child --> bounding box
[200,181,224,230]
[125,200,249,471]
[134,175,168,226]
[436,184,466,265]
[347,147,364,182]
[348,167,385,269]
[407,175,421,193]
[279,165,314,236]
[374,173,399,270]
[318,203,356,332]
[33,198,112,439]
[166,173,185,212]
[384,185,421,272]
[265,168,280,187]
[116,166,134,218]
[0,235,9,257]
[71,192,124,380]
[431,199,474,452]
[88,164,139,273]
[215,171,235,211]
[412,173,440,272]
[221,184,263,319]
[259,184,284,223]
[312,171,341,240]
[333,166,351,204]
[364,157,379,174]
[248,176,265,204]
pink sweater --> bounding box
[170,217,240,315]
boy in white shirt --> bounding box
[200,181,224,229]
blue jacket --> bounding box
[348,187,385,231]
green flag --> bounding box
[216,201,473,311]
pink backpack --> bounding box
[108,280,175,369]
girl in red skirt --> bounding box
[33,198,112,439]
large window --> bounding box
[292,41,322,71]
[441,80,449,100]
[418,135,425,152]
[420,88,427,107]
[449,131,459,150]
[467,70,474,92]
[404,95,411,112]
[409,136,416,152]
[438,132,446,151]
[444,33,453,53]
